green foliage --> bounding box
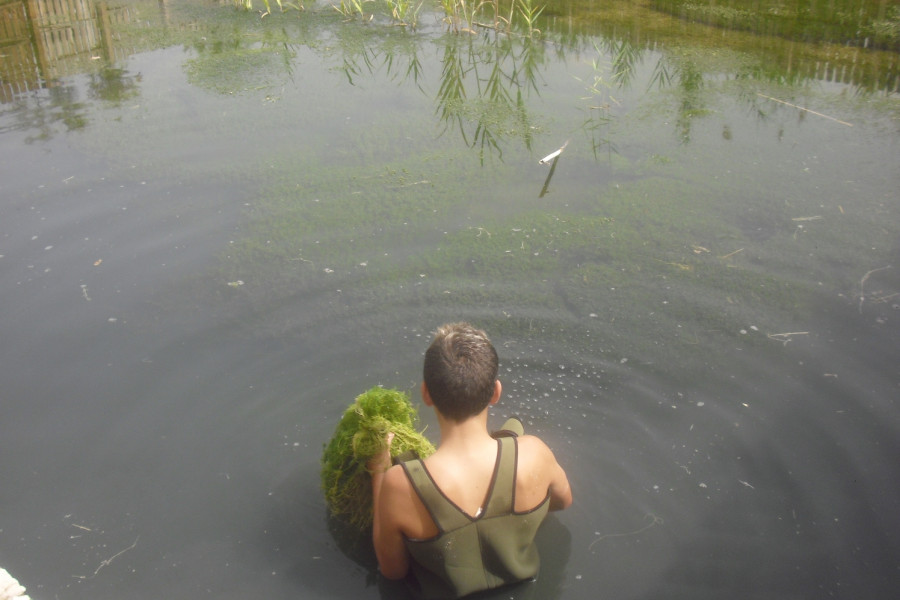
[517,0,544,36]
[334,0,372,19]
[321,387,435,530]
[385,0,424,27]
[234,0,303,16]
[437,0,546,37]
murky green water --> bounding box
[1,1,898,599]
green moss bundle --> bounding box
[321,386,435,530]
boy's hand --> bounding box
[367,432,395,475]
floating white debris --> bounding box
[539,140,570,165]
[227,280,244,287]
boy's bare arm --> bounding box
[368,434,411,580]
[547,455,573,511]
[371,466,411,579]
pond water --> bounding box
[1,1,898,599]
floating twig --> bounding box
[858,265,892,313]
[870,292,899,304]
[719,248,744,260]
[75,537,139,580]
[589,514,663,550]
[767,331,808,345]
[791,216,822,222]
[654,259,692,271]
[403,179,430,187]
[757,93,853,127]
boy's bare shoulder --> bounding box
[517,433,572,510]
[515,434,561,467]
[512,433,571,511]
[516,433,554,452]
[382,463,413,492]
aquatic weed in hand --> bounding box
[321,386,435,530]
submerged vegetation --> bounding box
[46,1,888,378]
[4,0,896,381]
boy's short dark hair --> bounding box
[423,322,499,422]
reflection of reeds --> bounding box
[435,33,545,162]
[573,39,636,159]
[337,34,423,91]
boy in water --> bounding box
[368,322,573,598]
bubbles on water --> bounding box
[498,344,608,428]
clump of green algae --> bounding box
[321,386,435,530]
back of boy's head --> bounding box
[423,322,499,422]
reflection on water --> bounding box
[0,0,135,101]
[650,0,900,51]
[0,0,141,139]
[434,32,545,161]
[548,0,900,95]
[5,0,894,155]
[0,2,898,600]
